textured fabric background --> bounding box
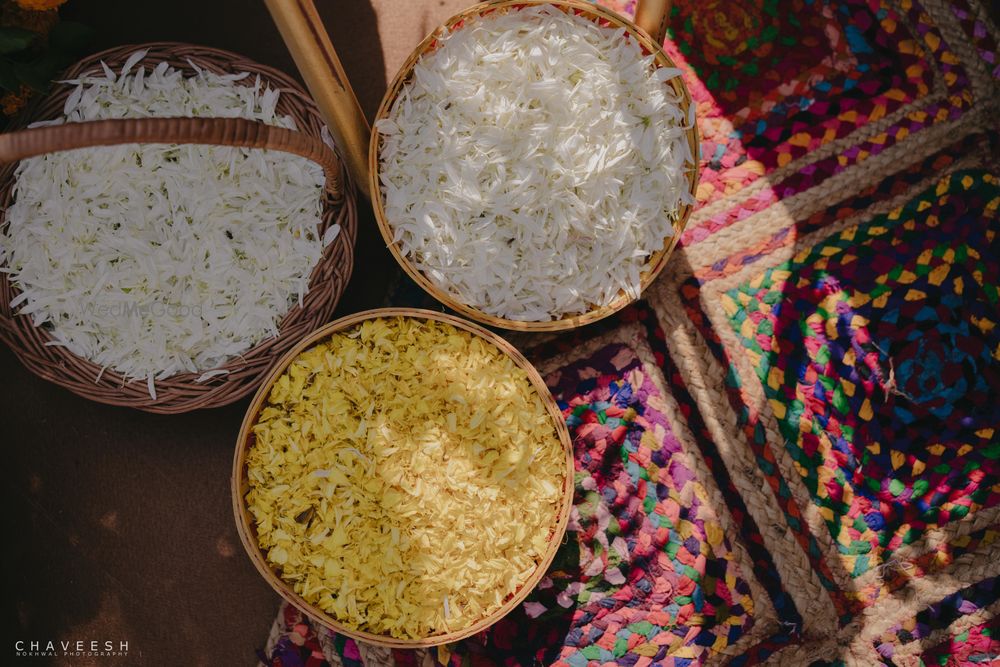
[263,0,1000,666]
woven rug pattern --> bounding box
[262,0,1000,665]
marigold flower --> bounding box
[1,85,31,116]
[13,0,66,11]
[0,0,57,35]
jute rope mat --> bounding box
[262,0,1000,664]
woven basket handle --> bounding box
[0,116,343,197]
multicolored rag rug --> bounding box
[262,0,1000,665]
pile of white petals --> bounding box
[376,4,694,321]
[0,50,337,398]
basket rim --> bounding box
[368,0,700,332]
[231,307,576,648]
[0,42,357,413]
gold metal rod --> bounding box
[264,0,372,199]
[633,0,672,45]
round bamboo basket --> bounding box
[0,43,358,413]
[369,0,700,332]
[232,307,575,648]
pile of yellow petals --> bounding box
[245,317,566,640]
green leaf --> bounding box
[34,48,70,72]
[0,60,19,91]
[48,22,95,53]
[0,27,37,56]
[14,60,54,92]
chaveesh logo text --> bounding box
[14,640,129,657]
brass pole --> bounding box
[633,0,673,45]
[263,0,372,199]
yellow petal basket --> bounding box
[232,308,575,647]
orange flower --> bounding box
[13,0,65,10]
[1,84,31,116]
[1,0,59,35]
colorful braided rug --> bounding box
[262,0,1000,664]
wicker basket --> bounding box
[0,43,358,413]
[232,308,575,648]
[368,0,700,332]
